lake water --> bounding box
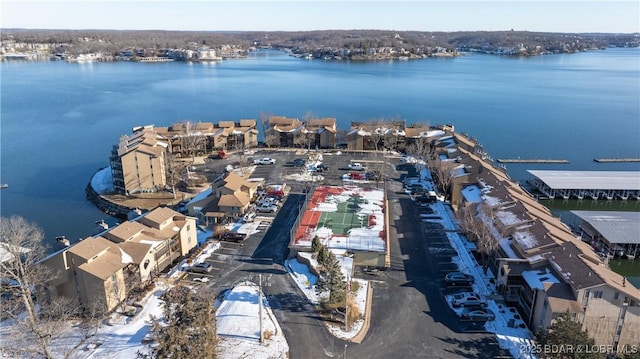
[1,48,639,282]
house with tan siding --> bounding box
[186,172,259,225]
[42,207,197,313]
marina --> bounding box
[527,170,640,200]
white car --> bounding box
[348,162,365,171]
[254,158,276,165]
[256,203,278,213]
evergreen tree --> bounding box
[325,251,346,305]
[317,245,329,267]
[537,313,599,359]
[311,235,322,254]
[140,285,217,359]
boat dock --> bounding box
[594,158,640,163]
[527,170,640,200]
[497,159,569,164]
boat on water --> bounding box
[0,184,8,189]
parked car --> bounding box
[348,162,365,171]
[445,272,475,287]
[220,231,247,242]
[311,164,330,172]
[365,172,380,181]
[188,262,212,274]
[254,158,276,165]
[451,292,487,308]
[243,212,256,223]
[460,308,495,321]
[292,158,307,167]
[256,203,278,213]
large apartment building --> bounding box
[110,120,258,195]
[110,126,169,195]
[42,207,198,313]
[154,119,258,156]
[434,132,640,352]
[263,115,338,149]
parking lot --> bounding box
[184,149,509,358]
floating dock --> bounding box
[497,159,569,164]
[594,158,640,163]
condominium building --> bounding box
[109,126,169,195]
[434,132,640,353]
[42,207,198,313]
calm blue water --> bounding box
[1,48,639,247]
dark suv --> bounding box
[293,158,307,167]
[444,271,475,287]
[220,231,247,243]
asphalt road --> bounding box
[188,150,511,358]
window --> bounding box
[543,299,548,310]
[614,292,619,300]
[186,224,190,232]
[593,291,603,299]
[143,259,150,270]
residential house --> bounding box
[109,126,169,195]
[42,207,197,313]
[186,172,259,225]
[436,132,640,353]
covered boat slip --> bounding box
[526,170,640,200]
[571,211,640,259]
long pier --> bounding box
[594,158,640,163]
[497,159,569,164]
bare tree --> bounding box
[178,121,205,162]
[405,136,431,173]
[1,216,105,359]
[456,203,499,274]
[259,112,273,147]
[164,150,186,200]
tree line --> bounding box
[2,29,638,57]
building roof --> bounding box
[78,248,127,280]
[527,170,640,190]
[119,241,152,264]
[139,207,181,229]
[103,221,148,243]
[545,282,584,313]
[218,192,250,207]
[68,236,114,261]
[571,211,640,245]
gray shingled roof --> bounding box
[571,210,640,244]
[527,170,640,190]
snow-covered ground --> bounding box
[285,254,369,341]
[413,170,536,359]
[91,167,114,195]
[0,229,290,359]
[216,283,289,359]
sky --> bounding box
[1,1,639,33]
